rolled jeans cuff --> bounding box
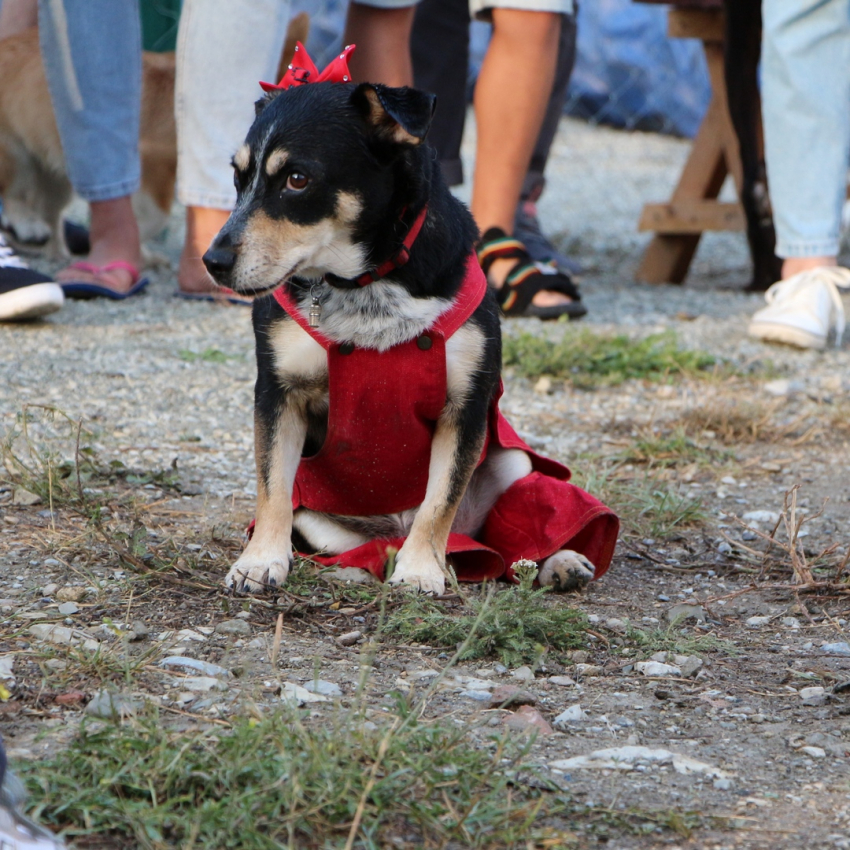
[74,175,141,203]
[776,238,841,260]
[177,189,240,210]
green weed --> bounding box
[623,624,735,659]
[383,563,588,666]
[502,329,721,388]
[178,348,236,363]
[618,427,732,469]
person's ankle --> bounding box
[781,256,837,279]
[178,206,229,293]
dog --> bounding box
[203,47,618,595]
[0,28,177,257]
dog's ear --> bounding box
[351,83,436,150]
[254,92,279,117]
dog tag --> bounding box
[309,287,322,328]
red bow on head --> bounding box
[260,42,356,92]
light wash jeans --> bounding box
[38,0,142,202]
[176,0,292,209]
[762,0,850,259]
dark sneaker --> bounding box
[0,233,64,321]
[513,200,582,276]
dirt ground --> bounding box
[1,117,849,848]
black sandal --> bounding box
[477,227,586,320]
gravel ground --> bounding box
[2,116,849,849]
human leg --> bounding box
[38,0,143,294]
[176,0,291,295]
[749,0,850,347]
[344,1,417,87]
[0,0,37,38]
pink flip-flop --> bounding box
[59,261,149,300]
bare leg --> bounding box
[782,256,837,278]
[55,196,141,293]
[344,2,415,86]
[0,0,37,39]
[472,10,570,308]
[178,205,230,294]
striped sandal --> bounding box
[477,227,586,320]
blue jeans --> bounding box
[38,0,142,202]
[762,0,850,259]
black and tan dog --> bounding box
[203,71,618,595]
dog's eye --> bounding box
[286,172,309,192]
[233,170,243,192]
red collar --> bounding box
[326,205,428,289]
[275,251,487,350]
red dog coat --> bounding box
[272,256,619,582]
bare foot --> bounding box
[178,206,231,296]
[55,197,141,295]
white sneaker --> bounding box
[0,782,66,849]
[748,267,850,349]
[0,232,64,321]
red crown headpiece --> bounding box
[259,42,356,92]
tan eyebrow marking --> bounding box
[233,143,251,171]
[265,149,289,176]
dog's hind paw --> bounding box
[388,549,446,595]
[225,551,292,593]
[538,550,595,593]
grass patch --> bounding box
[571,462,705,538]
[18,710,544,849]
[502,329,720,388]
[383,563,588,666]
[622,625,735,659]
[617,426,731,469]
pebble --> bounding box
[460,689,492,702]
[41,583,59,597]
[489,685,535,709]
[799,686,825,700]
[280,682,327,707]
[548,675,576,686]
[57,602,79,616]
[635,661,681,678]
[821,642,850,656]
[214,619,251,636]
[336,630,363,646]
[666,604,705,624]
[553,704,587,727]
[569,650,589,664]
[742,510,780,525]
[678,657,704,678]
[180,676,227,692]
[799,746,826,759]
[533,376,553,395]
[746,616,772,627]
[574,663,604,677]
[129,621,150,641]
[43,559,61,568]
[502,706,553,736]
[85,690,142,719]
[717,542,733,555]
[160,656,232,678]
[55,586,86,603]
[12,488,41,506]
[28,624,74,645]
[303,680,342,697]
[511,665,535,681]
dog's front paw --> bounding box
[226,547,293,593]
[388,547,446,595]
[538,550,595,593]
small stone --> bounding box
[281,682,327,707]
[717,542,733,555]
[45,659,67,671]
[214,619,251,636]
[489,685,535,709]
[181,676,226,692]
[43,558,61,568]
[657,594,670,602]
[799,686,825,700]
[781,617,801,630]
[12,488,41,506]
[764,378,792,396]
[574,663,604,677]
[235,611,252,620]
[303,680,342,698]
[570,651,589,664]
[85,690,141,718]
[56,586,86,603]
[553,704,586,727]
[821,642,850,656]
[57,602,79,616]
[502,705,553,736]
[667,604,706,624]
[605,618,626,630]
[336,630,363,646]
[129,621,150,641]
[533,376,553,395]
[799,746,826,759]
[649,651,669,662]
[41,583,59,597]
[713,778,733,791]
[635,661,681,678]
[679,657,704,678]
[548,675,576,687]
[742,510,781,525]
[460,689,492,702]
[746,616,772,627]
[28,624,74,645]
[511,665,535,681]
[160,656,232,678]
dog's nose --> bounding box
[202,246,237,278]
